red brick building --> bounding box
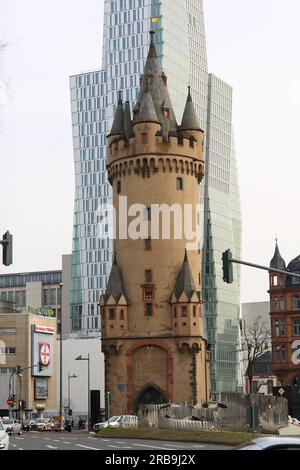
[269,242,300,386]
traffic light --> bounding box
[2,231,13,266]
[107,391,112,405]
[222,249,233,284]
[12,395,16,405]
[38,362,44,372]
[16,365,23,375]
[21,400,27,410]
[68,409,72,416]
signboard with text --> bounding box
[39,343,51,366]
[31,325,54,377]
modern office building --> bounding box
[203,74,242,397]
[0,255,72,336]
[69,0,242,397]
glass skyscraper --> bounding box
[69,0,242,397]
[203,74,242,398]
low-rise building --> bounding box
[0,304,57,418]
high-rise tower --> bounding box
[100,37,210,413]
[69,0,242,398]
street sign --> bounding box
[278,387,285,396]
[6,399,14,406]
[39,343,51,366]
[117,383,125,393]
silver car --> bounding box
[0,420,9,450]
[2,418,22,435]
[235,437,300,450]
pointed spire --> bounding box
[104,254,127,302]
[135,88,159,124]
[180,86,201,131]
[108,91,124,137]
[270,239,286,270]
[174,250,198,301]
[133,32,177,135]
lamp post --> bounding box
[59,282,63,431]
[75,354,90,430]
[68,373,77,411]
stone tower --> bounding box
[100,33,210,415]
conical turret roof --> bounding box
[108,93,124,137]
[270,241,286,271]
[180,87,202,131]
[174,250,198,301]
[104,254,127,303]
[135,88,159,124]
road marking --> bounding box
[88,436,97,440]
[100,439,111,442]
[193,445,205,448]
[18,448,23,450]
[75,444,101,450]
[116,441,126,444]
[14,437,24,440]
[108,445,121,449]
[12,444,17,447]
[133,443,174,450]
[44,438,50,440]
[46,445,58,449]
[53,439,60,442]
[63,442,72,445]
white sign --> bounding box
[278,388,285,396]
[39,343,51,366]
[35,325,55,335]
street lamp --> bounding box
[75,354,90,430]
[59,282,63,431]
[68,373,77,411]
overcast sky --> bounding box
[0,0,300,304]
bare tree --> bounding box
[241,316,270,393]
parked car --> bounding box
[34,418,52,431]
[234,437,300,450]
[2,418,22,435]
[93,415,138,432]
[22,419,35,431]
[0,420,9,450]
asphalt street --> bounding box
[8,431,231,451]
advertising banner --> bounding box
[31,325,54,377]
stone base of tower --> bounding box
[103,338,210,416]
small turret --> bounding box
[173,249,199,301]
[103,254,127,303]
[180,87,202,132]
[108,92,125,138]
[134,88,159,125]
[270,240,286,271]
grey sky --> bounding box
[0,0,299,304]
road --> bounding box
[9,431,231,451]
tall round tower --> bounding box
[100,33,210,414]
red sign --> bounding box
[6,399,14,406]
[39,343,51,366]
[35,325,55,335]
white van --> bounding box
[93,415,138,432]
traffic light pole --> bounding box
[222,249,300,284]
[0,231,13,266]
